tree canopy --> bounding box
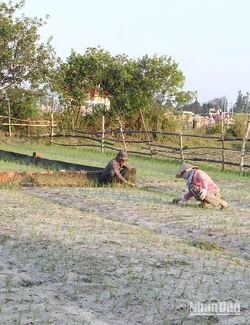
[234,91,249,113]
[0,0,58,95]
[0,2,197,130]
[57,46,195,128]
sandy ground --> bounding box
[0,176,250,325]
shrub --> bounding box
[206,123,222,135]
[226,114,248,138]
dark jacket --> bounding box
[100,158,129,184]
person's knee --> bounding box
[120,167,130,180]
[100,172,114,184]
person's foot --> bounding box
[220,199,228,210]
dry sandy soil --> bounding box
[0,175,250,325]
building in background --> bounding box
[83,89,110,115]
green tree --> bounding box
[58,47,194,129]
[180,99,202,114]
[235,91,244,112]
[234,91,249,113]
[0,1,58,106]
[121,54,194,128]
[57,47,114,128]
[201,97,228,114]
[0,87,40,119]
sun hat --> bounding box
[175,162,199,178]
[116,150,129,161]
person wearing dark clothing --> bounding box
[100,150,135,186]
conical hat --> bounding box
[175,162,199,178]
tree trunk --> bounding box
[73,104,82,129]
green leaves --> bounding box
[0,1,57,93]
[58,47,194,129]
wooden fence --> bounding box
[0,115,56,143]
[1,115,250,174]
[51,116,250,175]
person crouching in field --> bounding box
[172,162,228,210]
[100,150,135,186]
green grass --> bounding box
[0,139,248,180]
[188,240,225,251]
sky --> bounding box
[21,0,250,107]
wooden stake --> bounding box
[179,131,184,162]
[139,108,153,158]
[117,116,127,151]
[240,114,250,175]
[8,100,11,137]
[50,97,55,144]
[101,115,105,153]
[221,118,225,172]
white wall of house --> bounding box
[83,91,110,115]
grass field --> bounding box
[0,142,249,324]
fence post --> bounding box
[50,97,55,144]
[27,119,31,138]
[221,118,225,172]
[8,100,12,137]
[140,108,153,158]
[101,115,105,153]
[240,114,250,175]
[179,131,184,162]
[117,116,127,151]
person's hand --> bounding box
[200,192,206,200]
[172,197,181,204]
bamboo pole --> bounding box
[139,108,153,158]
[179,131,184,162]
[8,100,11,137]
[2,123,54,127]
[221,117,225,172]
[50,97,55,144]
[240,114,250,175]
[28,119,31,138]
[117,116,127,151]
[101,115,105,153]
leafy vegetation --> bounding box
[188,240,225,251]
[0,0,59,118]
[55,47,195,129]
[0,1,196,132]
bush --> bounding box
[206,123,222,135]
[225,114,248,138]
[161,115,185,132]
